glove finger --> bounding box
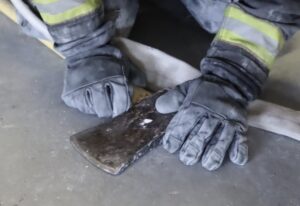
[155,81,191,114]
[179,118,219,166]
[61,88,96,115]
[163,105,205,153]
[89,84,114,118]
[91,77,131,118]
[106,77,131,117]
[229,133,248,165]
[155,90,185,114]
[201,123,235,171]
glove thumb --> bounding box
[155,89,185,114]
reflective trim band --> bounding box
[216,5,285,69]
[217,29,274,68]
[33,0,87,15]
[225,6,285,49]
[222,18,279,57]
[35,0,102,25]
[32,0,60,4]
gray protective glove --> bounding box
[52,20,145,119]
[61,46,145,119]
[155,75,248,171]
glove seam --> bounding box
[62,75,125,97]
[119,58,131,112]
[189,102,245,131]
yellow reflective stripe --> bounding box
[32,0,59,4]
[225,6,285,49]
[216,29,275,68]
[39,0,101,25]
[221,17,279,56]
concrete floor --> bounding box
[0,3,300,206]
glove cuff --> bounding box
[201,41,268,101]
[200,5,286,101]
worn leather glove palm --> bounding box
[155,75,248,171]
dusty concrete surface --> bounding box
[0,3,300,206]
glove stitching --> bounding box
[62,75,124,96]
[119,61,131,112]
[165,107,204,148]
[190,102,244,131]
[103,81,113,115]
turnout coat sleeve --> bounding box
[200,0,300,102]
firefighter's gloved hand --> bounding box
[62,47,145,119]
[155,75,248,171]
